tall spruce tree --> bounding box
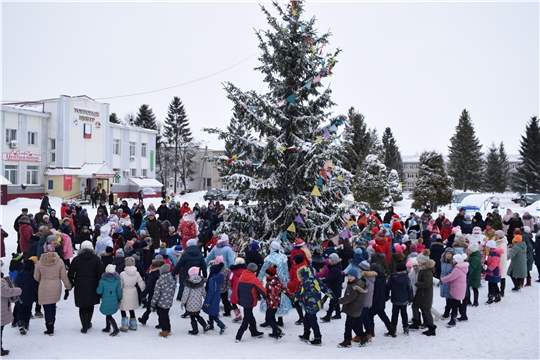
[387,169,403,204]
[447,109,484,191]
[382,127,404,181]
[512,116,540,194]
[134,104,158,130]
[484,142,510,193]
[343,107,369,175]
[498,142,510,191]
[204,0,356,244]
[352,154,389,209]
[162,96,197,193]
[109,112,121,124]
[412,151,453,212]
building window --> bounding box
[221,184,228,190]
[50,139,56,150]
[51,152,55,162]
[47,180,54,190]
[141,143,147,157]
[408,164,413,169]
[130,168,137,177]
[113,139,120,155]
[27,132,38,146]
[4,165,18,184]
[130,142,136,156]
[112,168,120,184]
[5,129,17,143]
[26,166,39,184]
[141,169,147,177]
[206,178,212,187]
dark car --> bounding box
[511,193,540,207]
[180,189,194,195]
[203,189,223,201]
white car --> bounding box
[227,190,241,200]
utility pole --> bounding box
[198,141,209,191]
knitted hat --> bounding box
[154,254,164,260]
[188,266,200,277]
[140,240,148,248]
[396,262,407,272]
[115,249,125,258]
[512,235,523,243]
[251,241,259,250]
[105,264,116,274]
[374,244,384,254]
[124,257,135,267]
[80,241,93,251]
[453,253,467,263]
[186,238,198,247]
[247,263,258,273]
[408,230,417,240]
[522,226,531,234]
[215,255,224,265]
[394,244,405,254]
[46,234,57,244]
[173,245,183,255]
[359,261,371,271]
[270,241,281,253]
[416,249,431,264]
[486,240,497,249]
[105,246,113,254]
[294,238,305,246]
[210,263,223,276]
[494,230,506,238]
[169,226,175,233]
[353,248,363,263]
[467,243,479,253]
[12,253,23,262]
[160,264,171,275]
[410,243,418,253]
[452,226,461,234]
[266,265,277,276]
[23,259,35,271]
[148,211,156,216]
[329,253,339,263]
[346,268,359,278]
[235,257,245,265]
[293,253,305,264]
[218,234,229,244]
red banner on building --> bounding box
[64,175,72,191]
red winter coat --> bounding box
[391,221,403,235]
[180,219,197,249]
[265,275,286,310]
[236,269,266,308]
[60,204,70,219]
[180,203,191,218]
[375,236,391,264]
[287,259,308,295]
[229,264,246,305]
[440,224,452,240]
[19,223,34,254]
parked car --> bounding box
[511,193,540,207]
[221,189,231,198]
[203,189,223,201]
[180,189,194,195]
[227,190,241,200]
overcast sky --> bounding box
[2,1,538,156]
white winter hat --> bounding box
[467,243,479,253]
[105,264,116,274]
[486,240,497,249]
[80,241,93,251]
[522,226,531,234]
[453,253,467,263]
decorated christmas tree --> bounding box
[205,0,359,249]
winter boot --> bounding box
[338,339,352,348]
[129,318,137,331]
[409,318,420,330]
[80,313,88,334]
[1,349,10,356]
[298,331,311,342]
[485,294,494,305]
[294,318,304,325]
[384,323,397,337]
[320,314,331,323]
[88,308,93,329]
[432,308,443,322]
[18,325,27,336]
[189,317,199,335]
[519,278,525,288]
[446,318,456,328]
[331,305,341,319]
[34,310,43,318]
[138,314,148,325]
[159,330,169,338]
[102,318,111,333]
[44,321,54,336]
[120,317,129,332]
[219,323,227,335]
[309,337,322,346]
[109,317,120,337]
[494,294,501,303]
[232,308,242,323]
[358,335,370,347]
[277,317,284,327]
[351,335,361,342]
[259,322,269,328]
[403,326,409,335]
[525,277,532,287]
[250,325,264,338]
[181,311,189,319]
[422,325,437,336]
[442,303,451,319]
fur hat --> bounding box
[294,238,305,246]
[188,267,200,277]
[186,238,198,247]
[416,249,431,264]
[247,263,258,273]
[251,241,259,250]
[124,257,135,267]
[394,244,406,254]
[486,240,497,249]
[160,264,171,275]
[270,241,281,253]
[80,241,93,251]
[453,253,467,263]
[105,264,116,274]
[467,243,479,253]
[396,262,407,272]
[115,249,125,258]
[346,268,359,278]
[494,230,506,238]
[455,235,467,245]
[235,257,245,265]
[359,261,371,271]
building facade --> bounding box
[1,95,159,201]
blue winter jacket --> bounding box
[96,272,122,315]
[203,273,224,317]
[386,272,413,305]
[439,261,453,299]
[14,266,38,307]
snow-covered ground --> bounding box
[1,193,539,359]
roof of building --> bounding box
[129,178,163,188]
[44,162,116,178]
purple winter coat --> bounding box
[440,262,469,301]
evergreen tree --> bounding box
[109,112,121,124]
[387,169,403,204]
[447,109,484,191]
[134,104,158,130]
[382,127,404,181]
[483,142,509,193]
[204,0,356,244]
[352,154,389,210]
[412,151,453,212]
[512,116,540,194]
[498,142,510,192]
[162,96,197,193]
[343,107,381,174]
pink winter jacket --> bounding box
[441,262,469,301]
[60,232,73,260]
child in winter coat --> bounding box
[119,257,146,331]
[386,262,413,337]
[203,263,227,335]
[410,250,436,336]
[8,253,23,283]
[96,264,122,336]
[484,240,504,304]
[337,268,368,348]
[100,246,114,268]
[440,253,469,327]
[295,265,334,346]
[289,254,308,325]
[213,256,232,317]
[151,264,175,338]
[311,246,325,272]
[138,259,161,326]
[389,244,407,275]
[229,257,247,323]
[439,247,456,319]
[168,226,181,248]
[369,263,393,338]
[355,261,377,341]
[370,245,391,277]
[181,266,209,335]
[14,259,38,335]
[320,253,343,322]
[1,262,23,356]
[466,243,482,307]
[234,263,267,343]
[263,265,286,340]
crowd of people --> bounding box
[1,195,539,355]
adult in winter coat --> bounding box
[521,227,534,287]
[439,247,455,318]
[203,263,227,333]
[374,230,392,265]
[229,258,247,322]
[172,239,207,302]
[145,212,162,250]
[290,237,312,264]
[502,209,514,235]
[383,207,397,224]
[411,250,436,336]
[440,253,469,327]
[320,253,343,321]
[94,209,107,227]
[18,216,34,255]
[67,241,104,333]
[466,243,482,307]
[357,262,377,338]
[1,267,22,356]
[245,242,264,276]
[119,257,146,331]
[504,213,523,242]
[34,245,72,335]
[205,234,235,269]
[166,203,180,230]
[440,218,453,240]
[138,261,161,325]
[338,240,355,271]
[522,212,535,230]
[48,210,60,232]
[534,232,540,283]
[156,201,169,221]
[338,269,368,348]
[430,240,445,279]
[494,230,508,296]
[507,234,527,291]
[14,260,39,333]
[96,264,122,336]
[151,264,175,337]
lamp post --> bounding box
[198,140,210,191]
